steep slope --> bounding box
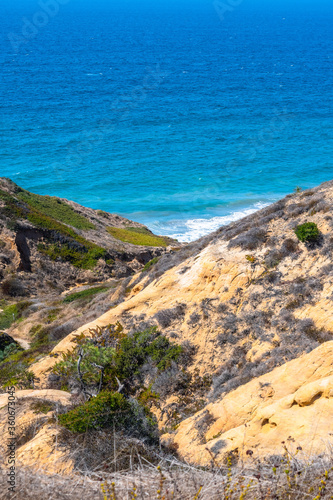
[3,179,333,469]
[32,180,333,396]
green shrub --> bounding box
[116,327,182,383]
[142,257,159,272]
[0,343,19,362]
[58,392,129,432]
[58,391,156,439]
[54,343,115,387]
[63,286,109,303]
[295,222,320,243]
[107,227,167,247]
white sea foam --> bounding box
[155,202,270,243]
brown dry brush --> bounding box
[2,447,333,500]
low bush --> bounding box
[0,342,18,362]
[116,328,182,384]
[58,391,157,441]
[228,226,268,251]
[187,312,201,326]
[264,249,283,268]
[295,222,320,243]
[59,392,130,433]
[281,238,299,253]
[154,304,186,328]
[1,278,27,297]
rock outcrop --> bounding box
[161,341,333,465]
[0,390,73,474]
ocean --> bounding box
[0,0,332,241]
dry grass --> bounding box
[1,446,333,499]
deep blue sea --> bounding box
[0,0,332,241]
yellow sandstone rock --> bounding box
[0,390,73,475]
[162,342,333,465]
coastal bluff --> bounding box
[1,179,333,479]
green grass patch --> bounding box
[38,243,107,270]
[63,286,109,303]
[17,190,95,230]
[0,186,106,269]
[0,302,31,330]
[142,257,159,272]
[107,226,167,247]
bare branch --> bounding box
[115,376,124,393]
[77,348,93,400]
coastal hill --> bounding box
[0,177,177,295]
[1,179,333,496]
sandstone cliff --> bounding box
[2,179,333,477]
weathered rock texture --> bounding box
[0,390,73,474]
[162,341,333,464]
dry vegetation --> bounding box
[1,449,333,499]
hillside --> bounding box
[0,177,177,296]
[1,179,333,497]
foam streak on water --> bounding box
[148,203,270,242]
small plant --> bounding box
[30,400,55,414]
[0,343,18,362]
[295,222,320,243]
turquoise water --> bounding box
[1,1,332,241]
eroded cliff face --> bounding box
[3,179,333,471]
